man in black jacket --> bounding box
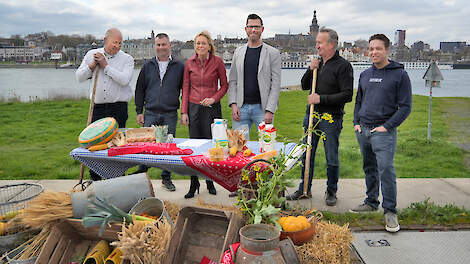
[287,27,353,205]
[133,33,184,191]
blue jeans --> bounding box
[138,111,178,180]
[232,104,265,140]
[356,125,398,214]
[297,115,343,194]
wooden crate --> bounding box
[164,206,241,264]
[35,219,121,264]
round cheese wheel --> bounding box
[79,117,118,148]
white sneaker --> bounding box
[384,212,400,233]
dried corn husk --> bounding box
[112,218,172,264]
[18,192,73,229]
[226,129,247,151]
[296,221,353,264]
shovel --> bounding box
[79,66,99,184]
[301,68,317,198]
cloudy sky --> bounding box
[0,0,469,49]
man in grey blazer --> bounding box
[228,13,281,139]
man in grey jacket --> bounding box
[133,33,185,191]
[228,13,281,138]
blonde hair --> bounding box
[193,30,216,53]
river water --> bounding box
[0,68,469,101]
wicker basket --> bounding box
[0,183,44,216]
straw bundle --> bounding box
[163,201,180,222]
[18,192,73,229]
[196,199,242,216]
[296,221,353,264]
[4,224,52,261]
[112,218,172,264]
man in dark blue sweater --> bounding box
[133,33,184,191]
[350,34,412,233]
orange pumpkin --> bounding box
[279,215,311,232]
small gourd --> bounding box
[279,215,311,232]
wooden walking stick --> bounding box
[301,68,317,198]
[79,67,99,184]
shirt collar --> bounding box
[103,48,116,59]
[156,55,172,63]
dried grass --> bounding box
[163,201,180,222]
[296,221,353,264]
[5,224,52,261]
[18,192,73,229]
[112,219,172,264]
[196,198,242,217]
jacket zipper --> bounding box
[200,60,204,104]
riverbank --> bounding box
[0,92,468,180]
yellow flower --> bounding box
[253,164,261,172]
[321,113,334,123]
[256,172,261,182]
[320,134,326,141]
[311,112,320,119]
[242,172,249,181]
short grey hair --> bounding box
[320,27,338,48]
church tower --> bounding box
[309,10,319,39]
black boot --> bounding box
[184,176,200,199]
[132,165,149,175]
[206,180,217,195]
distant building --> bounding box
[342,42,353,49]
[440,41,466,53]
[121,38,154,61]
[410,41,425,60]
[309,10,319,39]
[273,10,318,51]
[394,30,406,47]
[0,46,42,61]
[180,41,195,60]
[76,41,103,61]
[223,37,246,49]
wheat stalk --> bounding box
[18,192,73,229]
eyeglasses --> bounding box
[246,25,262,29]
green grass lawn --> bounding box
[0,91,468,180]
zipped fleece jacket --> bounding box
[181,53,228,114]
[353,60,412,130]
[301,50,354,118]
[135,57,184,114]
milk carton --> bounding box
[262,124,277,152]
[211,119,228,148]
[258,122,266,152]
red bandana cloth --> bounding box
[181,152,254,192]
[108,142,193,156]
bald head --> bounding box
[104,28,122,55]
[105,28,122,39]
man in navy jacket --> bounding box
[133,33,184,191]
[350,34,412,233]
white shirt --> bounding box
[76,48,134,104]
[157,56,171,79]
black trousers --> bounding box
[90,102,128,180]
[188,102,221,184]
[188,102,222,139]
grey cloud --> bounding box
[0,0,468,49]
